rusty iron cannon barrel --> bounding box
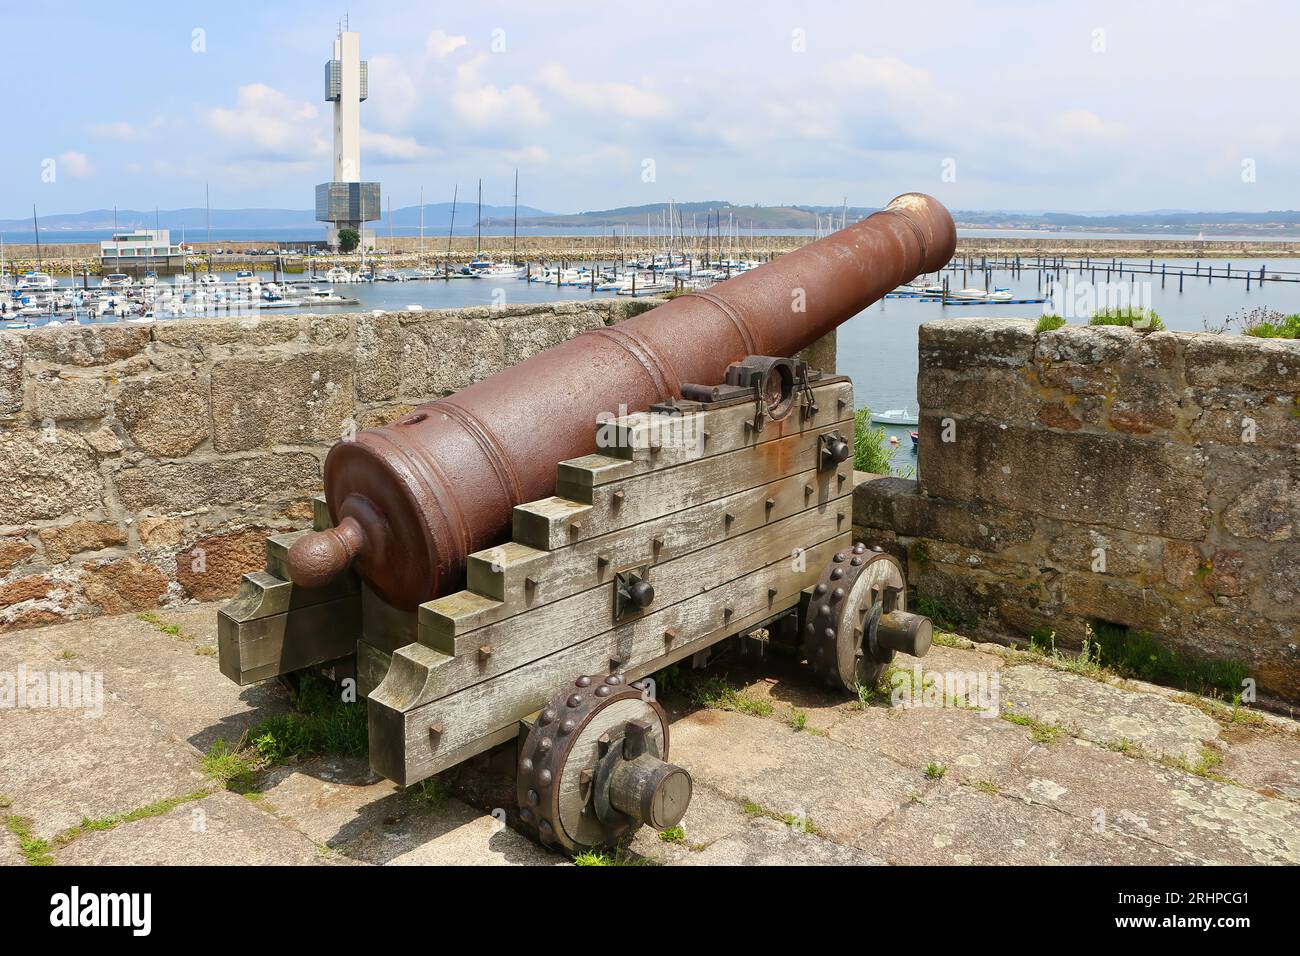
[287,192,955,609]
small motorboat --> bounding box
[870,408,919,426]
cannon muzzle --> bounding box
[287,192,955,609]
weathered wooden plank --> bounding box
[368,533,848,785]
[265,530,310,581]
[217,594,361,685]
[514,419,854,550]
[431,462,854,642]
[361,583,418,654]
[312,495,333,531]
[428,504,840,663]
[357,640,392,700]
[597,378,853,468]
[220,568,358,623]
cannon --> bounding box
[218,192,954,854]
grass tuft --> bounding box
[1088,621,1249,697]
[924,761,947,780]
[137,611,183,637]
[658,825,686,844]
[1088,307,1165,331]
[247,672,369,763]
[688,676,773,718]
[1035,314,1065,333]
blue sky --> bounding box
[4,0,1297,217]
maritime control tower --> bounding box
[315,28,380,248]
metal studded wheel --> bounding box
[801,545,934,692]
[516,673,692,855]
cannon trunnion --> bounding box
[218,361,934,854]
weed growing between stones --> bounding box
[658,825,685,844]
[742,799,822,836]
[136,611,182,637]
[687,675,774,718]
[1001,706,1064,744]
[5,790,212,865]
[572,846,648,866]
[248,672,368,763]
[201,672,368,797]
[1088,621,1250,698]
[924,762,947,779]
[4,813,52,865]
[1035,314,1065,333]
[412,778,449,812]
[913,594,973,632]
[1088,307,1165,331]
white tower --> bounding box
[316,26,380,248]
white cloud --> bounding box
[89,121,137,140]
[206,83,328,161]
[426,29,467,58]
[1047,110,1129,143]
[538,64,671,119]
[820,54,956,115]
[57,151,94,178]
[451,55,547,128]
[362,128,435,162]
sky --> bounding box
[3,0,1298,218]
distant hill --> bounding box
[954,209,1300,232]
[484,202,879,230]
[0,202,553,234]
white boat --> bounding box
[17,272,56,292]
[410,267,442,280]
[324,267,354,284]
[306,288,349,302]
[199,272,221,287]
[869,408,919,426]
[483,262,523,279]
[948,288,989,301]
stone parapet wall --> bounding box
[853,318,1299,702]
[0,299,658,630]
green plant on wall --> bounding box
[1088,307,1164,331]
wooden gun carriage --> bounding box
[217,192,954,853]
[219,358,933,853]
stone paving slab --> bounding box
[828,705,1034,785]
[56,791,327,865]
[18,604,288,753]
[667,707,923,843]
[998,665,1221,761]
[1218,733,1300,802]
[629,785,883,865]
[0,632,209,840]
[991,738,1300,865]
[854,780,1080,865]
[256,756,557,865]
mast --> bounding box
[205,183,212,273]
[476,178,482,256]
[33,205,43,272]
[418,186,424,263]
[446,184,458,270]
[512,168,519,264]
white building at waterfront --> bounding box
[99,229,185,274]
[315,27,380,248]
